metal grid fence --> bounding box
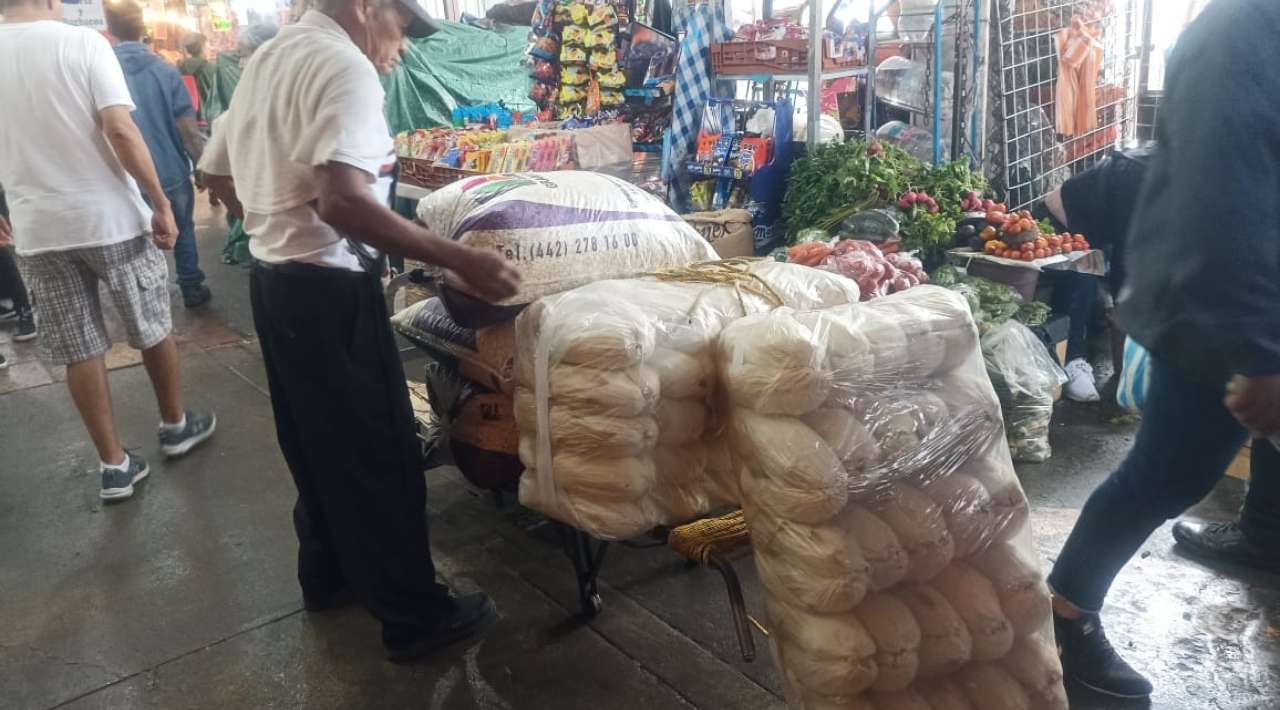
[987,0,1139,210]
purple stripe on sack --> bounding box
[452,199,684,239]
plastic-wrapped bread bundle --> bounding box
[717,286,1064,709]
[514,260,862,540]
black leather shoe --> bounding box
[386,592,498,663]
[1172,519,1280,572]
[1055,612,1153,698]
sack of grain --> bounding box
[422,361,522,491]
[719,286,1066,710]
[515,260,861,540]
[392,297,517,393]
[416,171,717,326]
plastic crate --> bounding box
[710,39,863,76]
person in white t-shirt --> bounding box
[0,0,217,501]
[199,0,519,662]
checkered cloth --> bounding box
[663,0,734,208]
[17,236,172,365]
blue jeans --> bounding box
[1048,358,1280,612]
[167,180,204,288]
[1051,271,1100,364]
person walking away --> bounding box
[1039,147,1152,401]
[0,187,38,343]
[177,32,215,122]
[1047,0,1280,698]
[107,0,212,308]
[199,0,520,661]
[0,0,216,500]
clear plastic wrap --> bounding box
[513,260,862,540]
[718,286,1066,710]
[980,321,1067,463]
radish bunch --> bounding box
[898,191,939,214]
[819,240,929,300]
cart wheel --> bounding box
[581,593,603,619]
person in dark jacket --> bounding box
[1047,0,1280,699]
[1040,147,1152,401]
[107,0,211,308]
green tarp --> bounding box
[203,51,243,124]
[382,20,534,133]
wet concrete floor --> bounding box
[1,202,1276,709]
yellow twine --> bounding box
[649,258,787,310]
[667,509,751,563]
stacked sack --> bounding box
[718,286,1067,710]
[512,260,863,539]
[415,170,718,327]
[400,170,719,489]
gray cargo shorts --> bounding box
[17,236,172,366]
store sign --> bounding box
[62,0,106,30]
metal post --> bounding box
[932,0,943,164]
[970,0,986,167]
[864,0,877,139]
[807,0,822,150]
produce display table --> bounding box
[946,247,1104,301]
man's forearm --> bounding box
[178,116,206,165]
[317,190,467,268]
[104,120,170,206]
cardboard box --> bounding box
[683,209,755,258]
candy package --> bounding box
[561,65,591,85]
[600,89,624,107]
[586,27,615,49]
[597,68,627,88]
[529,81,556,105]
[561,45,588,64]
[530,35,559,61]
[588,2,617,27]
[589,49,618,70]
[565,2,589,25]
[562,25,588,46]
[560,84,589,103]
[532,58,557,82]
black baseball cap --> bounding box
[396,0,440,37]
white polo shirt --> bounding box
[200,11,395,272]
[0,21,152,255]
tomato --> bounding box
[1062,243,1074,253]
[993,203,1008,213]
[1021,251,1035,261]
[1034,249,1048,259]
[1035,238,1048,250]
[986,211,1007,225]
[1019,242,1033,252]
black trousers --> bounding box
[0,192,29,310]
[250,262,449,646]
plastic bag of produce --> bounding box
[514,260,861,540]
[1116,336,1150,412]
[718,286,1065,710]
[981,321,1067,463]
[416,171,717,326]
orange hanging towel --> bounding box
[1056,14,1103,136]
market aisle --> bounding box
[0,202,1276,710]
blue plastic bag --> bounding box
[1116,337,1151,411]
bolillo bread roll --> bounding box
[840,504,910,591]
[929,562,1014,661]
[853,593,921,692]
[734,411,849,524]
[969,541,1052,637]
[917,678,976,710]
[868,689,932,710]
[869,483,955,582]
[655,398,709,445]
[957,663,1030,710]
[1001,633,1068,710]
[897,584,973,678]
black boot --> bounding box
[1173,519,1280,572]
[385,592,498,663]
[1055,612,1153,698]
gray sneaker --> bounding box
[101,453,150,501]
[159,410,217,457]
